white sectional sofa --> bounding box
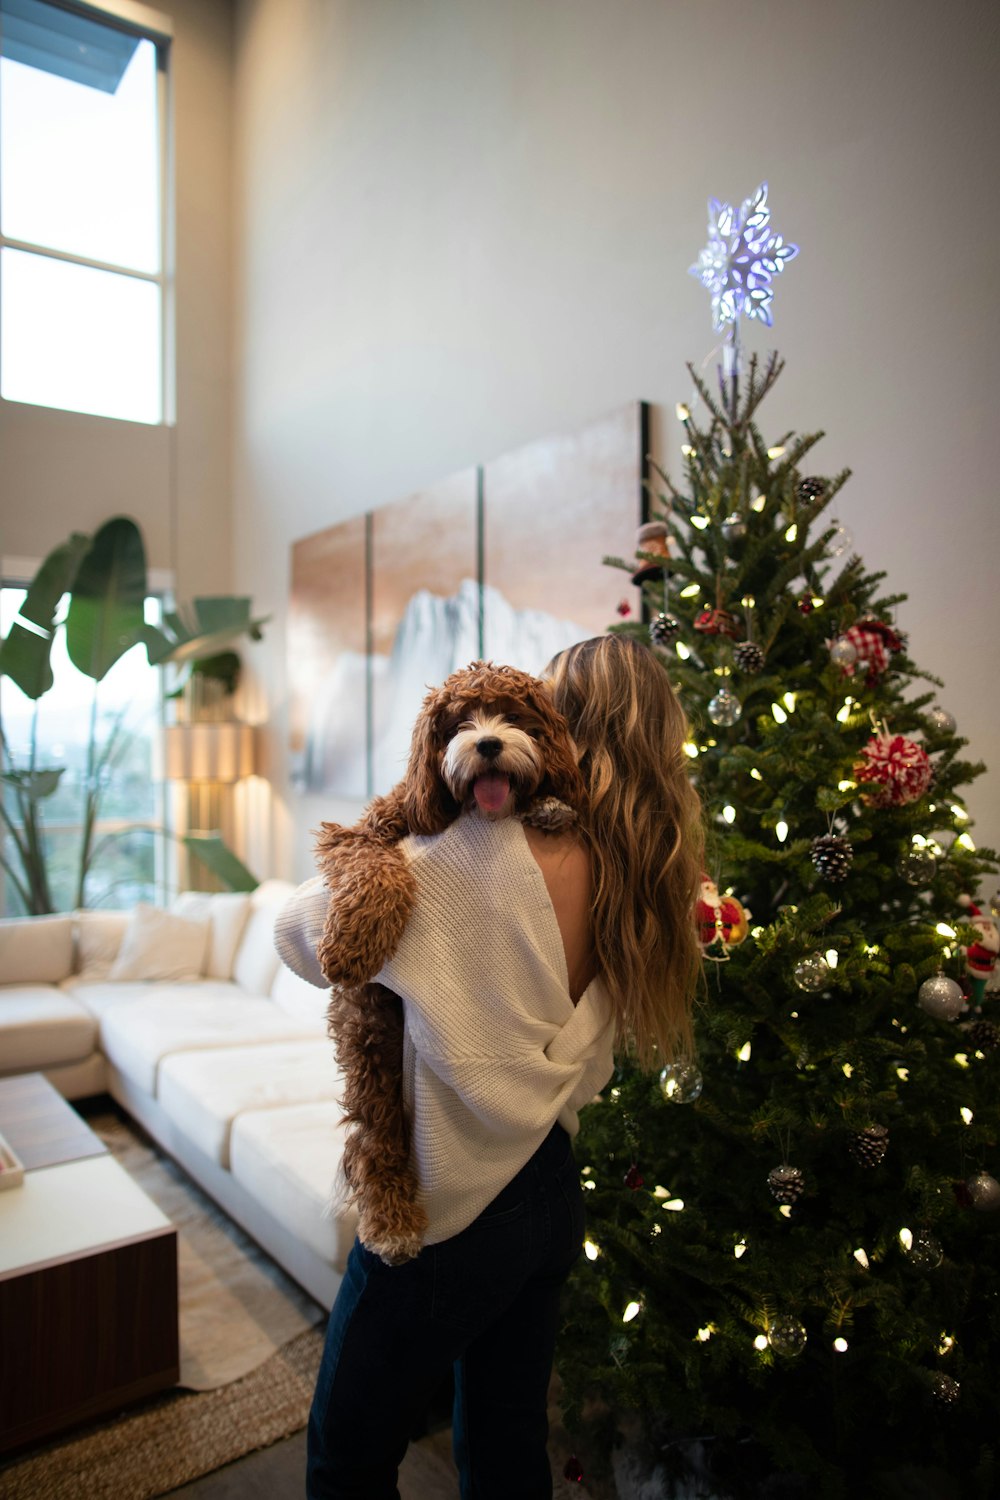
[0,881,355,1308]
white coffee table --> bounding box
[0,1074,179,1453]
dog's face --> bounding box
[402,662,586,835]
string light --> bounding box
[736,1041,752,1062]
[750,767,763,781]
[695,1325,715,1342]
[896,1066,909,1082]
[676,642,691,660]
[772,702,788,724]
[681,444,695,457]
[753,1334,769,1350]
[938,1334,956,1356]
[825,949,839,969]
[584,1240,601,1261]
[622,1301,642,1324]
[853,1248,870,1269]
[778,1205,792,1219]
[775,820,789,843]
[951,804,968,821]
[954,1053,970,1069]
[723,805,736,823]
[734,1239,748,1259]
[675,403,691,421]
[782,692,797,712]
[842,1063,853,1078]
[960,1107,974,1125]
[833,1338,849,1353]
[741,594,756,607]
[899,1228,913,1252]
[751,494,766,512]
[767,444,786,459]
[683,741,699,758]
[679,583,701,597]
[955,832,976,852]
[936,923,957,939]
[784,523,798,542]
[662,1198,685,1212]
[836,696,855,723]
[690,515,710,530]
[838,779,856,791]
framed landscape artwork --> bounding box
[287,402,649,799]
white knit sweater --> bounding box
[273,814,615,1245]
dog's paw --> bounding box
[522,796,577,832]
[371,1233,425,1267]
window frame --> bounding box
[0,0,175,425]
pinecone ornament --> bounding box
[733,640,765,675]
[649,612,681,646]
[967,1019,1000,1053]
[796,477,827,501]
[810,833,854,882]
[848,1124,890,1168]
[767,1165,805,1204]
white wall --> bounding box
[1,0,234,601]
[232,0,1000,882]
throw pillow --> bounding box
[109,904,210,983]
[75,910,131,980]
[171,891,252,980]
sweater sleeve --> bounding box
[273,875,330,989]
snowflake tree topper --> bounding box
[690,182,798,333]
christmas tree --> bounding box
[556,186,999,1499]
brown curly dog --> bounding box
[314,660,586,1264]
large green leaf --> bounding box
[182,833,259,892]
[142,597,270,667]
[0,532,91,700]
[66,517,148,682]
[2,768,65,801]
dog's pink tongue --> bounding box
[473,773,510,814]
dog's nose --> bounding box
[476,736,503,760]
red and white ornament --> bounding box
[830,618,904,683]
[696,876,750,953]
[853,733,933,807]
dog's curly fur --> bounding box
[314,661,586,1264]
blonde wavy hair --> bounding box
[544,634,705,1069]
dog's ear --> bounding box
[532,688,588,812]
[402,687,461,835]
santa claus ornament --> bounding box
[853,732,933,807]
[957,895,999,1006]
[829,618,905,684]
[696,876,750,958]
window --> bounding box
[0,0,171,424]
[0,583,167,913]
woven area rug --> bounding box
[0,1103,327,1499]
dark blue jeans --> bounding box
[306,1123,585,1499]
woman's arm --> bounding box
[273,876,330,988]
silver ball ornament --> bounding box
[721,513,747,541]
[766,1315,807,1357]
[793,953,830,993]
[917,974,965,1022]
[658,1061,704,1104]
[965,1172,1000,1211]
[707,686,742,727]
[829,637,858,670]
[927,707,957,735]
[897,847,937,885]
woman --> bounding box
[274,633,704,1499]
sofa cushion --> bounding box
[0,985,98,1072]
[230,1102,356,1273]
[74,910,130,980]
[109,903,211,983]
[99,987,320,1095]
[270,963,329,1027]
[158,1040,341,1167]
[0,914,74,985]
[232,880,295,996]
[62,978,172,1020]
[171,891,252,980]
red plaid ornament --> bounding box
[853,733,932,807]
[836,618,904,683]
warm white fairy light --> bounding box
[833,1338,849,1353]
[581,1165,592,1176]
[690,515,710,530]
[653,1185,670,1199]
[676,642,692,661]
[695,1325,715,1342]
[836,697,855,723]
[736,1041,752,1062]
[960,1107,974,1125]
[584,1240,601,1261]
[955,832,976,852]
[751,925,765,939]
[768,444,786,459]
[838,779,856,791]
[681,444,696,457]
[676,402,691,421]
[622,1301,642,1324]
[842,1063,853,1078]
[825,949,839,969]
[810,596,824,609]
[899,1228,913,1252]
[734,1239,748,1259]
[853,1248,870,1269]
[936,923,957,939]
[679,583,701,597]
[771,702,788,724]
[954,1053,970,1069]
[784,523,798,542]
[751,494,766,512]
[683,740,699,758]
[779,1205,793,1219]
[723,805,736,823]
[663,1198,685,1212]
[775,820,789,842]
[741,594,756,607]
[896,1067,909,1082]
[782,691,797,712]
[753,1334,769,1351]
[951,804,969,821]
[750,767,763,781]
[939,1333,956,1355]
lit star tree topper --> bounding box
[689,181,799,336]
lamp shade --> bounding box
[162,722,255,783]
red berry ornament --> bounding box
[616,598,632,617]
[564,1456,585,1484]
[624,1164,644,1190]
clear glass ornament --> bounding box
[828,521,854,557]
[897,847,937,885]
[829,637,858,669]
[707,686,742,726]
[659,1061,704,1104]
[721,513,746,541]
[930,1373,960,1405]
[793,953,830,992]
[767,1315,807,1357]
[907,1229,944,1269]
[917,974,965,1021]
